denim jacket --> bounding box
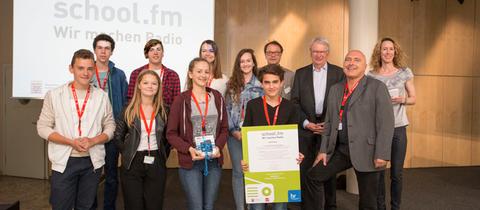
[226,75,264,132]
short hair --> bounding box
[93,33,115,51]
[258,64,285,82]
[309,37,330,52]
[144,39,164,58]
[70,49,95,66]
[264,40,284,53]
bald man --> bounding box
[304,50,394,210]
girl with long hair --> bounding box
[199,40,229,97]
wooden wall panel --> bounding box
[410,76,444,167]
[475,0,480,77]
[412,0,446,76]
[472,78,480,165]
[443,0,475,76]
[442,77,472,166]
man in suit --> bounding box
[291,37,344,210]
[258,40,295,99]
[304,50,394,210]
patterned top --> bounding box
[367,68,414,127]
[127,64,180,106]
[225,75,264,132]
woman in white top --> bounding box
[114,70,169,210]
[368,37,416,210]
[199,40,229,97]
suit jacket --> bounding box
[291,63,344,128]
[320,76,394,172]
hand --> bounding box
[71,138,87,152]
[210,146,221,158]
[240,160,249,172]
[297,153,305,164]
[232,131,242,141]
[374,159,388,168]
[314,122,325,134]
[312,153,327,167]
[79,137,94,150]
[188,147,205,161]
[305,123,322,134]
[391,96,405,105]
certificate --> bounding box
[242,124,301,204]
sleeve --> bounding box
[215,95,229,150]
[225,92,236,132]
[287,102,300,125]
[113,108,128,151]
[127,69,138,102]
[374,82,395,160]
[167,71,181,106]
[404,68,414,80]
[37,91,55,140]
[166,95,192,154]
[242,100,254,127]
[121,71,129,108]
[320,88,335,154]
[290,71,308,127]
[102,94,116,140]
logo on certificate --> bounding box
[288,190,301,202]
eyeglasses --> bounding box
[311,50,328,55]
[266,51,282,56]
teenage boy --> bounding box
[241,64,304,210]
[92,33,128,210]
[37,49,116,210]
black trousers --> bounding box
[300,132,337,210]
[120,150,166,210]
[304,151,380,210]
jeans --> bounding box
[104,140,119,210]
[178,159,222,210]
[377,126,407,210]
[228,136,245,210]
[248,203,287,210]
[50,157,102,210]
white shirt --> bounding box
[137,119,158,151]
[303,63,328,128]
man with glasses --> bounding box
[127,39,180,106]
[258,41,295,99]
[291,37,345,210]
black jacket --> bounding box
[114,109,170,170]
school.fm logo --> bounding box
[288,190,301,202]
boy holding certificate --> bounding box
[241,64,304,210]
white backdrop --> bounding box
[13,0,214,98]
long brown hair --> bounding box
[124,70,167,127]
[199,40,222,79]
[370,37,407,71]
[226,48,258,103]
[185,57,210,90]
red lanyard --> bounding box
[263,96,282,126]
[71,83,90,137]
[149,64,165,81]
[94,66,109,90]
[140,105,155,154]
[192,92,209,135]
[338,80,360,122]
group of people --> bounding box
[36,33,416,210]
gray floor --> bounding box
[0,167,479,210]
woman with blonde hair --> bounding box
[114,70,169,210]
[368,37,416,210]
[167,57,228,210]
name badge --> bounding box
[338,122,343,130]
[144,156,155,164]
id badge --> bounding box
[144,156,155,164]
[338,122,343,130]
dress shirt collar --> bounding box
[312,63,328,72]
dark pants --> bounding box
[305,151,380,210]
[121,150,166,210]
[50,157,102,210]
[377,126,407,210]
[103,140,119,210]
[300,131,337,210]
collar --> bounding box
[312,63,328,72]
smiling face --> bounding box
[94,40,112,64]
[380,40,395,64]
[189,60,210,88]
[138,73,160,98]
[147,44,164,65]
[240,52,254,75]
[70,58,95,88]
[200,43,216,64]
[265,44,282,65]
[261,73,283,98]
[343,50,367,80]
[310,42,329,68]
